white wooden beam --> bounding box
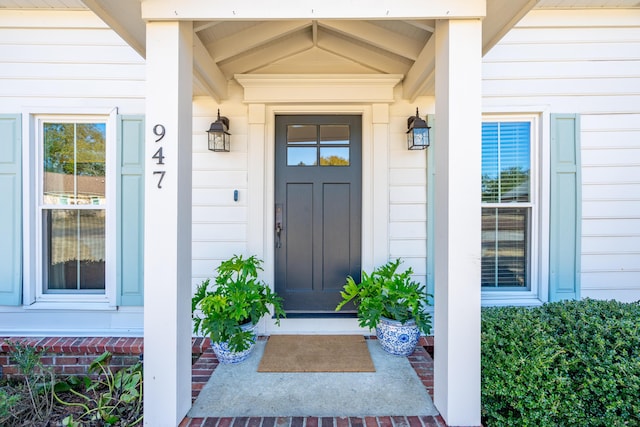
[320,20,424,60]
[220,34,313,77]
[433,18,482,427]
[402,34,436,100]
[141,0,486,20]
[83,0,146,57]
[194,20,220,33]
[312,20,318,46]
[483,0,538,55]
[207,20,312,62]
[234,74,403,104]
[406,20,435,33]
[318,31,411,74]
[194,35,228,101]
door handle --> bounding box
[275,204,283,248]
[276,222,283,248]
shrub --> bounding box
[0,342,56,425]
[481,299,640,427]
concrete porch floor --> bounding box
[180,337,448,427]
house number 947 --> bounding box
[152,124,166,188]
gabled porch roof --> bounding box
[5,0,634,101]
[84,0,535,102]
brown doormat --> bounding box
[257,335,375,372]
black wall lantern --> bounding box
[207,109,231,152]
[406,108,430,150]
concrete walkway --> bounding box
[180,337,448,427]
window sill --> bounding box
[481,295,544,307]
[24,301,117,311]
[481,291,544,307]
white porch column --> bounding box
[143,21,193,426]
[371,103,390,266]
[247,103,266,258]
[433,19,482,426]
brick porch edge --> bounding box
[0,336,447,427]
[181,336,447,427]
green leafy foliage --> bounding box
[482,299,640,427]
[1,341,56,424]
[0,387,21,425]
[335,258,432,335]
[192,254,286,352]
[54,351,143,426]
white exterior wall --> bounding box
[482,9,640,302]
[0,10,145,114]
[2,7,639,335]
[0,10,146,335]
[191,88,249,289]
[389,98,431,292]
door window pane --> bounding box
[287,125,316,144]
[320,147,350,166]
[320,125,349,145]
[287,147,317,166]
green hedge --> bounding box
[481,299,640,427]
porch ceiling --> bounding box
[2,0,637,101]
[78,0,537,102]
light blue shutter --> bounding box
[549,114,581,301]
[0,115,22,306]
[117,115,145,306]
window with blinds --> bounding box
[481,121,532,289]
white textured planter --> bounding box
[211,322,257,364]
[375,316,420,356]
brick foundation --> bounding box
[0,336,209,379]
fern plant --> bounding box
[335,258,432,335]
[192,255,286,352]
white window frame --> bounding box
[23,110,117,309]
[481,112,546,306]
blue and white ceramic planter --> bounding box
[376,316,420,356]
[211,322,257,364]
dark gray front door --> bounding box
[275,115,362,313]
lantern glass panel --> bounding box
[414,128,429,147]
[209,132,230,152]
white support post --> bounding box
[371,103,390,266]
[143,21,193,426]
[247,103,266,258]
[433,19,482,426]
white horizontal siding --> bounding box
[388,106,429,288]
[483,9,640,114]
[191,96,250,283]
[484,8,640,301]
[0,10,145,114]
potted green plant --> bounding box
[335,258,432,356]
[192,254,285,363]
